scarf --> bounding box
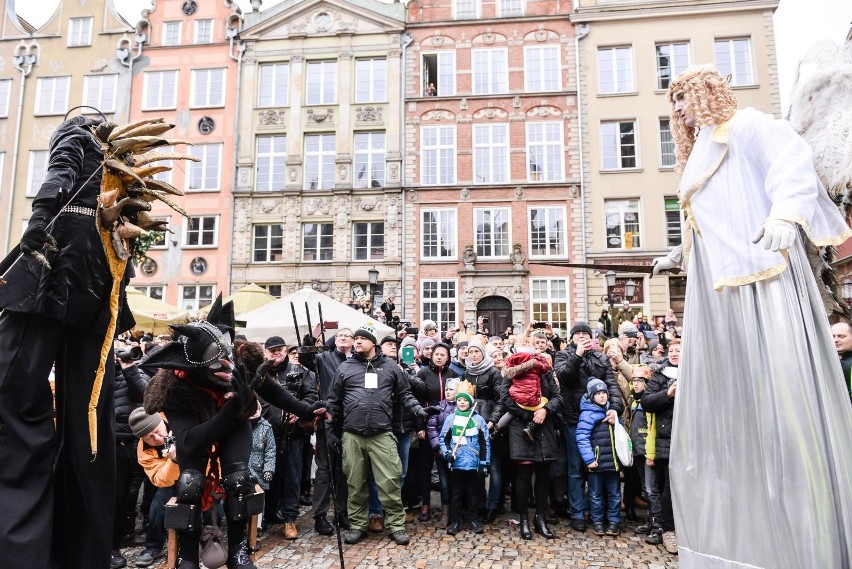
[465,353,494,376]
[451,407,475,437]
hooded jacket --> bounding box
[576,397,620,472]
[554,343,624,426]
[438,409,490,471]
[426,398,456,452]
[114,363,150,442]
[641,367,677,460]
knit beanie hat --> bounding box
[455,391,474,406]
[570,322,593,337]
[129,407,162,438]
[400,336,417,350]
[586,377,608,399]
[419,337,436,351]
[354,321,378,345]
[647,339,660,353]
[467,339,486,355]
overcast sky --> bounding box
[14,0,852,112]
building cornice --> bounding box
[570,0,779,23]
[406,14,574,29]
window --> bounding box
[421,126,455,185]
[525,46,560,92]
[421,280,457,335]
[353,222,384,260]
[531,278,568,338]
[143,71,178,110]
[253,224,283,262]
[605,199,641,249]
[529,207,565,257]
[306,61,336,105]
[601,121,637,170]
[303,223,333,261]
[421,53,455,96]
[500,0,523,17]
[191,68,226,108]
[421,209,456,259]
[259,284,282,297]
[163,21,182,46]
[0,79,12,117]
[68,17,92,46]
[598,47,634,94]
[715,38,753,86]
[665,197,682,247]
[355,58,386,103]
[473,124,509,184]
[258,63,289,107]
[454,0,478,19]
[472,49,507,95]
[353,132,385,188]
[475,208,510,258]
[659,118,675,168]
[35,77,70,115]
[180,284,214,312]
[843,279,852,301]
[184,215,219,247]
[255,136,287,192]
[146,217,170,249]
[527,122,563,182]
[194,19,213,44]
[26,150,48,197]
[188,144,222,191]
[656,42,690,90]
[137,285,165,300]
[151,146,173,184]
[83,75,118,114]
[304,134,335,190]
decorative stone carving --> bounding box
[289,167,297,182]
[569,185,581,198]
[431,34,444,47]
[258,109,286,125]
[282,283,299,296]
[389,163,399,181]
[338,166,347,181]
[332,283,350,302]
[233,200,250,262]
[462,244,477,269]
[255,199,282,214]
[238,167,250,186]
[311,280,331,292]
[335,198,349,228]
[460,187,469,200]
[515,186,524,199]
[356,197,380,211]
[459,98,468,110]
[355,106,383,122]
[526,106,562,117]
[290,55,304,63]
[390,34,400,45]
[307,109,334,123]
[422,109,455,121]
[473,107,509,119]
[483,31,495,45]
[510,243,526,270]
[386,198,399,228]
[389,49,401,58]
[407,189,417,202]
[535,25,548,42]
[513,96,521,108]
[304,198,330,216]
[463,286,475,303]
[338,51,352,60]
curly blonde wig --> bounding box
[667,65,738,172]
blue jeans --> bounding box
[564,424,588,519]
[435,454,451,506]
[587,470,621,524]
[485,453,503,510]
[144,486,175,550]
[278,436,304,521]
[368,431,412,516]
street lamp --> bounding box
[596,271,638,335]
[367,267,379,315]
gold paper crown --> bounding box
[455,379,476,398]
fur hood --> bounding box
[144,368,257,423]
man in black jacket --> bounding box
[831,321,852,402]
[327,324,437,546]
[554,322,624,532]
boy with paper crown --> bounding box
[438,380,491,536]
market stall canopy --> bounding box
[239,286,394,344]
[199,283,277,318]
[125,286,189,335]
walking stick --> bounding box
[450,401,478,460]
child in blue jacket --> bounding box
[576,377,622,536]
[439,384,490,536]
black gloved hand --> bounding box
[478,463,490,477]
[417,406,440,419]
[307,400,327,415]
[20,212,49,254]
[443,452,454,464]
[250,359,280,390]
[224,364,252,414]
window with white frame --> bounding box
[353,222,384,260]
[472,49,507,95]
[659,118,675,168]
[843,279,852,301]
[306,61,337,105]
[529,207,565,257]
[473,124,509,184]
[68,17,93,47]
[151,146,173,184]
[184,215,219,247]
[500,0,523,17]
[665,197,682,247]
[257,63,289,107]
[0,79,13,117]
[714,38,753,86]
[26,150,48,197]
[605,198,641,249]
[421,279,457,334]
[260,284,282,298]
[35,77,70,115]
[355,58,387,103]
[253,224,283,262]
[531,278,568,338]
[304,134,335,190]
[525,46,560,92]
[194,19,213,44]
[421,126,455,185]
[302,223,333,261]
[187,144,221,191]
[454,0,478,19]
[0,153,5,199]
[353,132,385,189]
[656,42,690,90]
[191,69,225,108]
[83,75,118,114]
[137,285,165,300]
[422,52,456,96]
[597,46,634,94]
[147,216,170,249]
[527,122,563,182]
[475,208,510,258]
[180,284,214,312]
[421,209,456,259]
[143,71,178,110]
[163,21,182,46]
[601,121,637,170]
[255,136,287,192]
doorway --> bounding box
[476,296,512,337]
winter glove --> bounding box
[262,471,274,483]
[417,406,441,419]
[223,364,252,415]
[250,359,280,390]
[651,246,682,277]
[443,452,454,464]
[20,210,50,254]
[307,400,327,415]
[478,463,490,477]
[752,219,796,252]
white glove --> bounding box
[651,246,682,277]
[751,219,796,252]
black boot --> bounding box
[625,504,637,522]
[635,516,658,535]
[446,519,461,536]
[534,514,556,539]
[519,516,532,540]
[227,539,257,569]
[483,509,498,524]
